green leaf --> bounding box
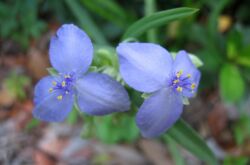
[144,0,158,43]
[141,93,151,99]
[66,107,78,125]
[4,72,31,100]
[47,67,58,76]
[64,0,108,45]
[236,45,250,67]
[219,64,245,102]
[227,29,242,59]
[232,115,250,145]
[80,0,129,28]
[167,119,218,165]
[81,115,95,138]
[223,156,249,165]
[208,0,231,39]
[122,7,198,40]
[164,136,185,165]
[93,45,118,69]
[182,97,190,105]
[88,66,99,72]
[197,49,221,72]
[188,54,203,68]
[236,56,250,68]
[94,114,139,144]
[25,118,40,131]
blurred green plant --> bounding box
[223,156,249,165]
[0,0,46,48]
[80,107,139,144]
[164,136,185,165]
[80,0,131,29]
[4,71,30,101]
[66,105,79,125]
[233,115,250,145]
[166,119,217,165]
[219,64,245,102]
[94,113,139,143]
[64,0,108,45]
[25,118,40,131]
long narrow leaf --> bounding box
[80,0,129,28]
[167,119,218,165]
[164,135,185,165]
[122,7,198,40]
[145,0,158,43]
[64,0,108,45]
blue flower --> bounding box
[33,24,130,122]
[116,43,201,138]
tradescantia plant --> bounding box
[33,24,130,121]
[33,7,218,165]
[117,43,201,138]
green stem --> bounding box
[145,0,158,43]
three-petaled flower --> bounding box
[33,24,130,122]
[117,43,201,138]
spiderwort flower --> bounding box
[116,43,201,138]
[33,24,130,122]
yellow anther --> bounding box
[64,75,71,78]
[176,70,183,78]
[61,81,66,87]
[57,95,63,100]
[176,86,183,92]
[187,74,191,78]
[173,79,179,84]
[52,81,57,86]
[49,88,53,93]
[191,83,196,89]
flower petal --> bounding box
[75,73,130,115]
[182,70,201,98]
[174,50,201,97]
[173,50,200,80]
[117,42,173,93]
[33,86,74,122]
[136,88,183,138]
[33,76,54,105]
[49,24,93,74]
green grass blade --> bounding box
[64,0,108,45]
[122,7,198,40]
[145,0,158,43]
[167,119,218,165]
[164,135,185,165]
[80,0,129,28]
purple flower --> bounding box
[33,24,130,122]
[116,43,201,138]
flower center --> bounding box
[49,73,75,100]
[171,70,196,93]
